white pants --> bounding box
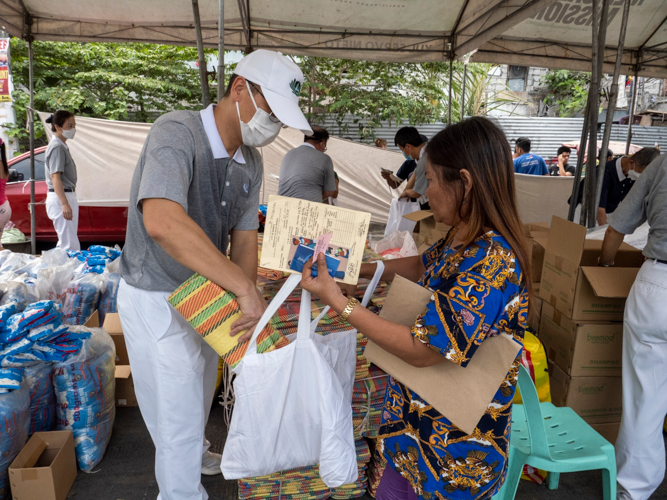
[616,260,667,500]
[117,279,219,500]
[45,191,80,251]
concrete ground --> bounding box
[65,401,667,500]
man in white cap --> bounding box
[117,50,312,500]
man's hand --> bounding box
[398,190,410,200]
[62,203,73,221]
[231,286,267,342]
[381,170,392,180]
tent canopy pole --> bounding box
[448,57,453,125]
[192,0,211,108]
[26,13,36,255]
[218,0,225,101]
[595,0,631,212]
[625,60,640,155]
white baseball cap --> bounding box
[235,49,313,135]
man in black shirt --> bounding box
[549,146,575,176]
[597,147,660,225]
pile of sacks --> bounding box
[0,247,122,328]
[0,293,117,498]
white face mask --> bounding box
[627,169,641,181]
[236,82,281,148]
[61,128,76,140]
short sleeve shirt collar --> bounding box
[199,104,245,164]
[54,135,69,150]
[616,157,627,182]
[300,143,316,150]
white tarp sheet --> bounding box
[37,112,403,223]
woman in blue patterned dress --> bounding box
[300,116,532,500]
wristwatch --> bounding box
[339,297,359,322]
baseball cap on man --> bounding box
[235,49,313,135]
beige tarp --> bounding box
[3,0,666,76]
[37,112,403,223]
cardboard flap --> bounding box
[364,275,521,435]
[84,310,99,328]
[103,313,123,334]
[115,365,132,379]
[402,210,434,222]
[547,216,587,263]
[581,267,640,298]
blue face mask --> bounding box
[402,151,413,161]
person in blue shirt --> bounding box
[513,137,548,176]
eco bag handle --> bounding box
[246,273,301,356]
[297,287,312,340]
[309,260,386,330]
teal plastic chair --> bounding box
[493,365,616,499]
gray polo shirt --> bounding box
[45,136,77,190]
[278,143,336,203]
[120,106,263,292]
[609,154,667,261]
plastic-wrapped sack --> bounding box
[0,252,30,273]
[37,260,76,304]
[62,273,106,325]
[24,362,56,436]
[0,303,17,330]
[0,380,30,500]
[15,256,47,278]
[88,245,121,261]
[0,300,62,344]
[374,230,419,259]
[0,367,23,390]
[41,248,71,268]
[97,272,120,325]
[0,276,40,310]
[53,327,115,471]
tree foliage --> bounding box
[296,56,511,137]
[8,40,208,150]
[541,69,590,117]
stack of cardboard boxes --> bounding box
[403,211,451,254]
[537,217,644,444]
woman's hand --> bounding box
[301,253,346,309]
[62,202,73,221]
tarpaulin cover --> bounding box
[37,112,403,223]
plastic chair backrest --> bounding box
[517,364,552,459]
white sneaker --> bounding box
[201,450,222,476]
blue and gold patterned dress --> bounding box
[378,230,528,500]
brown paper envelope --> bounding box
[364,275,522,435]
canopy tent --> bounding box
[36,112,404,223]
[471,0,667,78]
[1,0,665,76]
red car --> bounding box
[6,147,128,242]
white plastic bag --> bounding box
[221,274,358,487]
[374,230,419,259]
[36,260,76,304]
[384,198,420,237]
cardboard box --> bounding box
[539,216,643,321]
[524,221,550,237]
[528,284,543,334]
[103,313,128,366]
[9,431,77,500]
[403,211,451,248]
[100,313,138,407]
[550,364,622,424]
[591,421,621,445]
[529,236,548,284]
[540,303,623,377]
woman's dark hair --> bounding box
[305,126,329,143]
[45,110,74,133]
[425,116,533,292]
[0,140,7,177]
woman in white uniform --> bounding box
[44,110,80,251]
